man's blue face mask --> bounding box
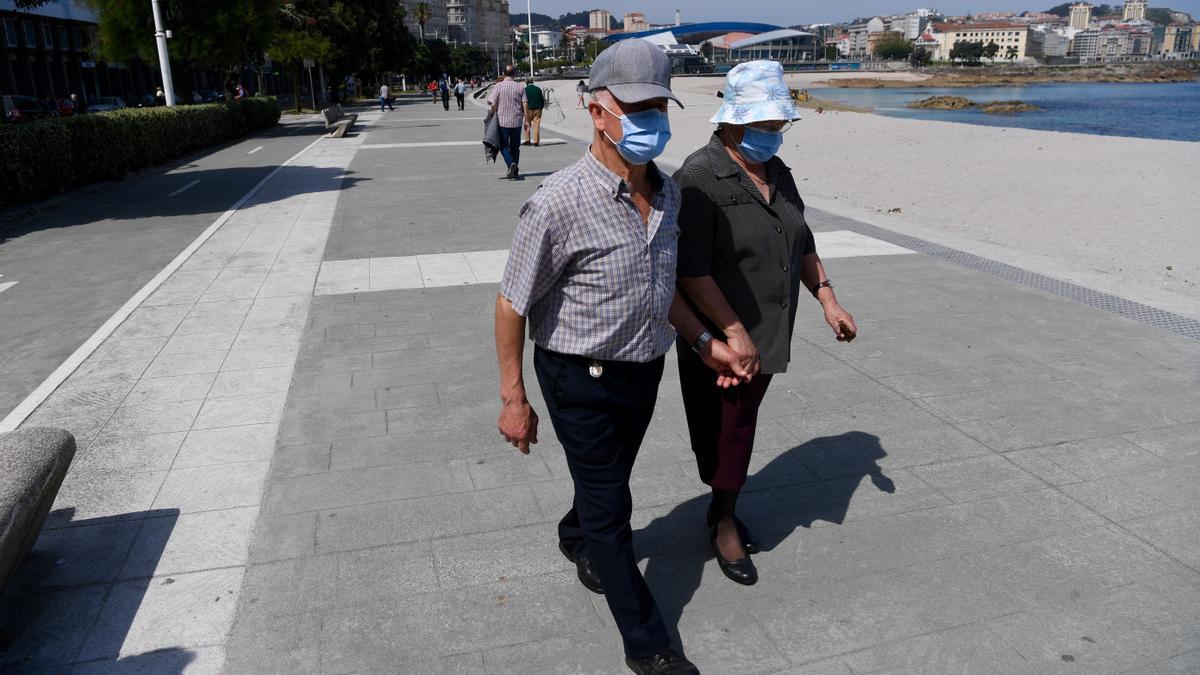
[599,101,671,166]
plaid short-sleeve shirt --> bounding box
[486,78,527,128]
[500,150,680,363]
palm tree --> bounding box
[414,2,431,43]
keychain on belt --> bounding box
[588,359,603,378]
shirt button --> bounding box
[776,227,783,233]
[781,302,788,309]
[781,265,789,272]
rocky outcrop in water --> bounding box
[908,96,1041,114]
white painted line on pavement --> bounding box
[314,232,913,296]
[247,145,263,154]
[0,281,17,294]
[167,179,201,197]
[396,117,485,122]
[0,134,327,433]
[360,141,478,149]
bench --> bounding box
[1,427,75,591]
[322,103,357,138]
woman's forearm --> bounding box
[678,275,748,337]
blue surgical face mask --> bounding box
[600,102,671,165]
[738,126,783,164]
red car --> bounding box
[56,98,75,117]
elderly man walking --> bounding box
[486,65,527,179]
[495,40,747,675]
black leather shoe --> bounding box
[559,542,603,594]
[735,517,760,555]
[706,503,760,555]
[710,526,758,586]
[625,647,700,674]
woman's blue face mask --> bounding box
[599,102,672,165]
[737,126,783,164]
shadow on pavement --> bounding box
[0,507,182,670]
[0,165,366,246]
[637,431,894,654]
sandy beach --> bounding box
[525,75,1200,320]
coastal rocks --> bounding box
[908,96,975,110]
[907,96,1040,114]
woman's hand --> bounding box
[724,327,761,379]
[699,338,750,388]
[823,302,858,342]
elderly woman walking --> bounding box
[674,61,858,586]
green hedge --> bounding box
[0,97,281,208]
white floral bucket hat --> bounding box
[710,60,801,125]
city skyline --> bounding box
[524,0,1200,25]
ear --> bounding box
[587,99,607,131]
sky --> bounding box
[524,1,1200,24]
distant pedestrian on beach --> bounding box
[522,78,544,146]
[439,78,450,111]
[674,60,858,587]
[378,83,394,112]
[495,39,738,675]
[575,79,586,108]
[454,78,466,110]
[486,65,527,179]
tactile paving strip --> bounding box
[807,206,1200,341]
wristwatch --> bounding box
[810,279,833,297]
[691,330,713,354]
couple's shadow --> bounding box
[633,431,895,646]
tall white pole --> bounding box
[526,0,535,75]
[150,0,176,106]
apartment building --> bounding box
[447,0,510,48]
[932,23,1033,61]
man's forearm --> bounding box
[669,290,709,344]
[494,294,528,402]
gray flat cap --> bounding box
[588,39,683,108]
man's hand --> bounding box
[724,327,761,379]
[823,303,858,342]
[498,398,539,454]
[700,339,751,389]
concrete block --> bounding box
[152,462,270,513]
[47,469,167,529]
[174,299,253,336]
[1006,435,1168,485]
[123,373,217,406]
[268,443,331,479]
[197,265,270,303]
[192,391,288,429]
[246,512,317,564]
[263,459,473,514]
[120,507,257,579]
[175,423,279,468]
[78,567,244,661]
[337,542,438,605]
[207,366,293,398]
[432,524,571,590]
[159,331,237,356]
[911,454,1044,503]
[11,518,139,589]
[237,555,338,618]
[1061,463,1200,522]
[104,400,202,436]
[0,584,106,669]
[1122,510,1200,570]
[222,611,320,674]
[221,345,299,372]
[74,431,185,474]
[111,304,191,340]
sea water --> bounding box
[810,81,1200,142]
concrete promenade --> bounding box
[1,97,1199,673]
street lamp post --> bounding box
[526,0,535,75]
[150,0,176,106]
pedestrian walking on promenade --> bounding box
[674,61,858,587]
[522,78,544,146]
[576,79,587,108]
[454,78,466,110]
[486,65,527,179]
[439,77,450,111]
[495,39,746,675]
[378,83,394,112]
[155,86,165,106]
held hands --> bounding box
[823,302,858,342]
[699,338,753,389]
[498,395,538,454]
[724,327,761,379]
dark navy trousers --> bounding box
[533,346,670,659]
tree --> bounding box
[982,41,1001,60]
[874,36,914,60]
[268,29,331,112]
[1005,45,1019,60]
[285,0,414,98]
[81,0,278,99]
[413,2,431,42]
[824,44,840,61]
[949,40,984,64]
[911,46,932,66]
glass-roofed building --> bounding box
[719,29,821,63]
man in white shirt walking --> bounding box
[378,83,393,112]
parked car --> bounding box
[56,98,75,117]
[193,89,224,103]
[131,93,158,108]
[1,94,53,123]
[87,96,127,112]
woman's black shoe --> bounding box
[710,526,758,586]
[706,503,760,555]
[625,647,700,674]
